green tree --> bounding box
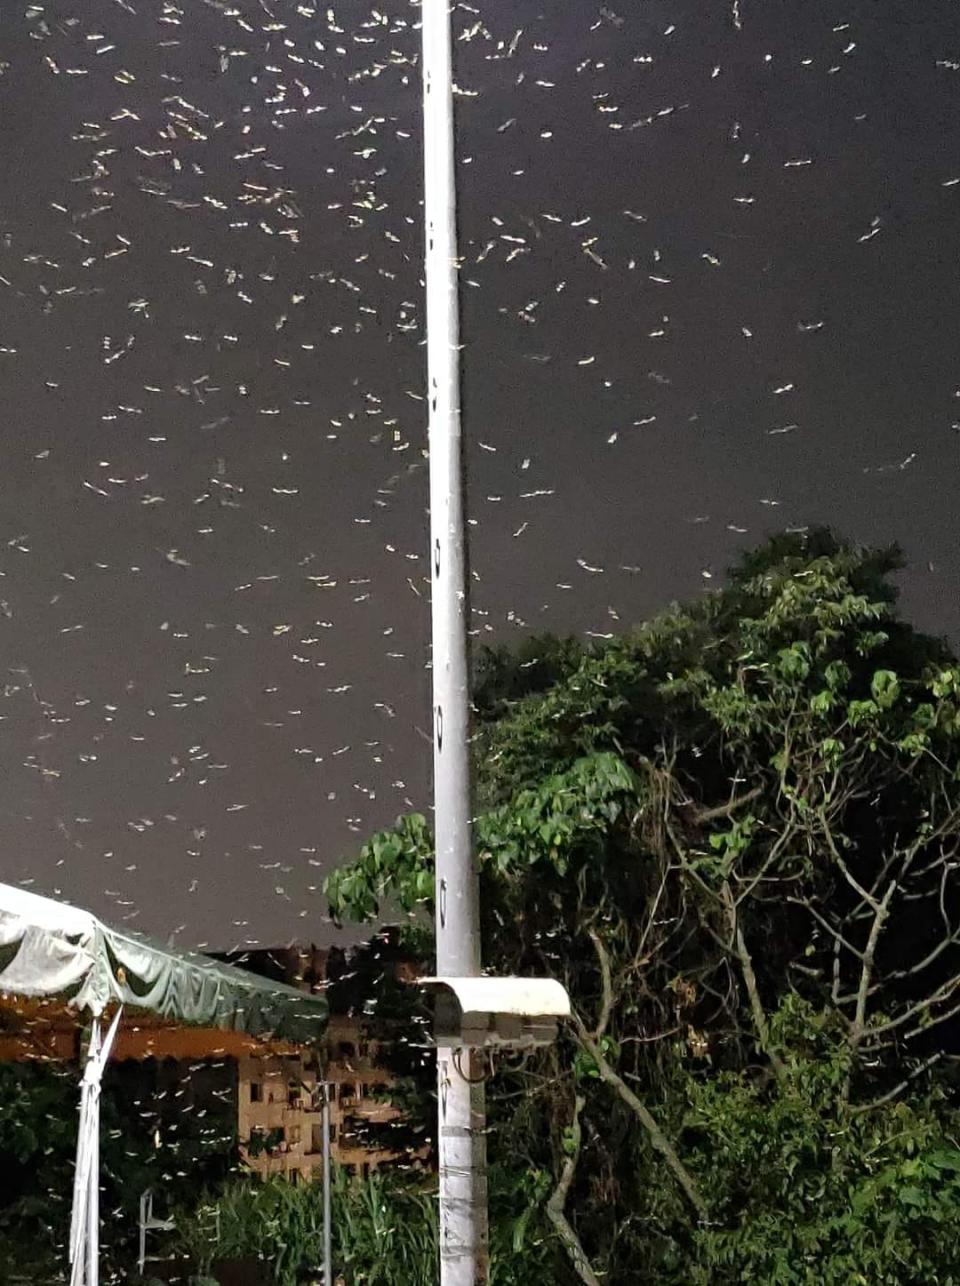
[0,1055,237,1281]
[326,530,960,1283]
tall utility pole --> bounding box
[421,1,490,1283]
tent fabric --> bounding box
[0,883,327,1046]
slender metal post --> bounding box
[88,1058,99,1286]
[322,1083,332,1284]
[421,2,489,1282]
[70,1010,121,1286]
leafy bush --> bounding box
[172,1164,557,1285]
[684,999,960,1283]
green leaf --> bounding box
[871,669,900,709]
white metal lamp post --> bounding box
[420,4,571,1283]
[420,0,489,1280]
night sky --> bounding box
[1,0,958,947]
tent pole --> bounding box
[70,1018,99,1286]
[70,1011,121,1286]
[87,1033,99,1286]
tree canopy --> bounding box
[326,529,960,1283]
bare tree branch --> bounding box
[722,882,786,1080]
[545,1093,602,1286]
[689,785,763,826]
[572,1013,707,1220]
[850,881,896,1048]
[587,927,615,1041]
[843,879,897,1103]
[572,928,708,1219]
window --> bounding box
[287,1084,300,1106]
[308,1121,338,1153]
[249,1081,262,1103]
[337,1040,355,1059]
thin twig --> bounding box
[862,970,960,1041]
[850,1054,943,1115]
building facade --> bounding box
[236,1017,421,1182]
[227,938,428,1182]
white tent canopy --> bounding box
[0,881,327,1044]
[0,881,329,1284]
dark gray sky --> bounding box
[1,0,958,947]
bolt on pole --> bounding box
[421,1,490,1283]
